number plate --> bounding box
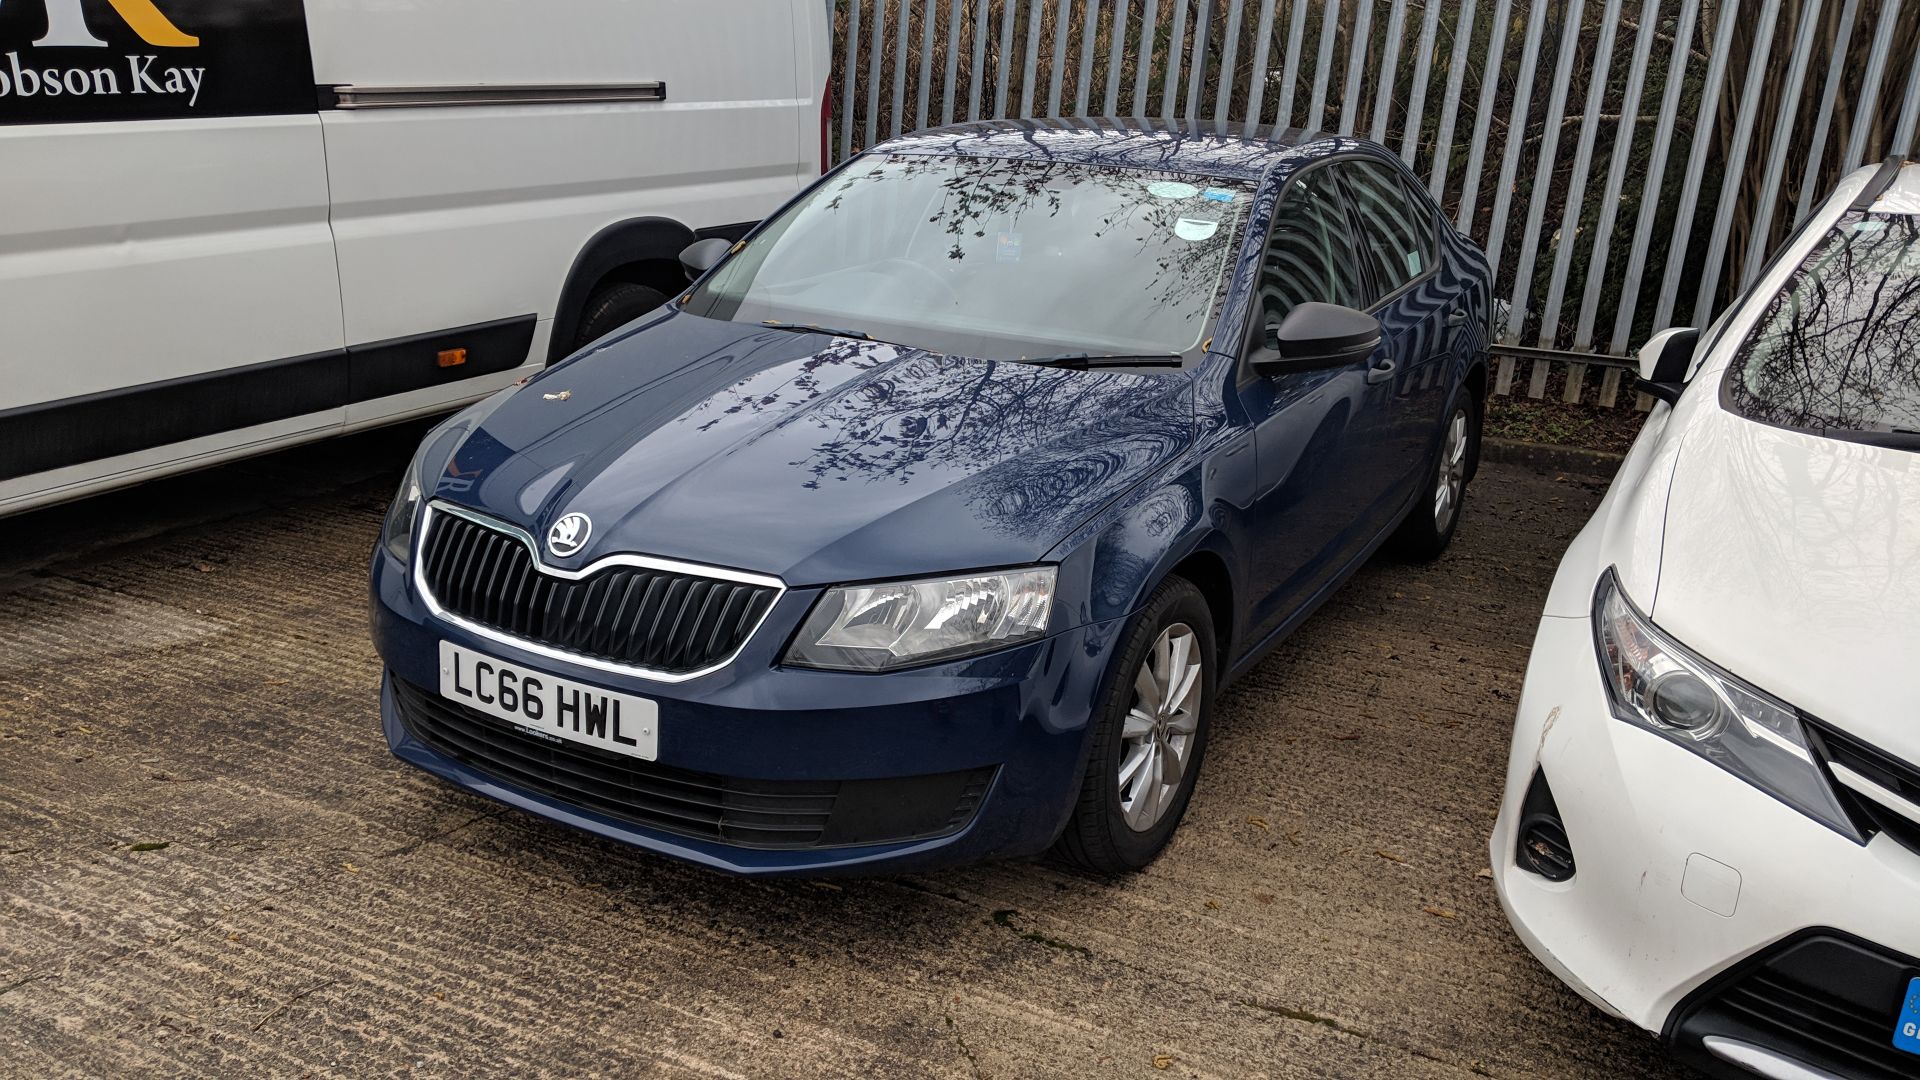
[437,641,658,761]
[1896,977,1920,1056]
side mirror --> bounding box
[679,237,733,282]
[1252,302,1382,375]
[1635,326,1698,405]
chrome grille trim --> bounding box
[1829,762,1920,831]
[412,501,785,683]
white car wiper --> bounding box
[1808,425,1920,452]
[1018,352,1185,369]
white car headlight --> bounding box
[785,567,1057,672]
[1592,568,1861,840]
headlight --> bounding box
[785,566,1056,671]
[1592,568,1861,840]
[380,473,423,564]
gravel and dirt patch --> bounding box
[1482,364,1650,456]
[0,431,1694,1079]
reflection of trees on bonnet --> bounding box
[665,329,1193,539]
[790,350,1192,537]
[1734,213,1920,433]
[678,335,890,435]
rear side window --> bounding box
[1257,169,1367,332]
[1726,213,1920,436]
[1342,160,1436,299]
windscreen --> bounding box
[1727,212,1920,436]
[683,154,1253,361]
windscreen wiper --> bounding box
[1018,352,1186,369]
[1812,426,1920,451]
[759,320,875,341]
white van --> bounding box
[0,0,830,514]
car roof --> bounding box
[864,116,1357,183]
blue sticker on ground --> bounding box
[1895,976,1920,1055]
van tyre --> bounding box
[573,282,668,350]
[1054,576,1215,875]
[1393,387,1479,561]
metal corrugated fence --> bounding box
[830,0,1920,408]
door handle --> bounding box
[1366,358,1396,385]
[1445,307,1469,327]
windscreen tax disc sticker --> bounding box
[1147,180,1199,199]
[997,232,1022,262]
[1202,188,1236,202]
[1174,217,1219,241]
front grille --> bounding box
[1666,931,1920,1080]
[420,508,777,675]
[1805,718,1920,856]
[391,675,993,849]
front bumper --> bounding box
[371,546,1124,876]
[1491,611,1920,1077]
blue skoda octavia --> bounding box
[370,119,1492,876]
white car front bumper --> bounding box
[1491,606,1920,1077]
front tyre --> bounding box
[572,281,668,351]
[1392,388,1479,561]
[1053,576,1216,874]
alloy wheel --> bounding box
[1434,407,1469,532]
[1118,622,1203,831]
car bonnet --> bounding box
[431,311,1198,588]
[1651,401,1920,764]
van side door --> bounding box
[305,0,816,426]
[0,0,345,510]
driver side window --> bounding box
[1258,171,1367,341]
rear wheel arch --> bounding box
[550,217,700,363]
[1463,359,1487,405]
[1461,358,1488,481]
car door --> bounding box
[1235,165,1403,642]
[1334,158,1452,512]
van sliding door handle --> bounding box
[1445,308,1469,327]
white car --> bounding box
[1492,158,1920,1080]
[0,0,829,515]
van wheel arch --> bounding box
[550,217,700,363]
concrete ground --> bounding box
[0,424,1698,1079]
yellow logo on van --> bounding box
[20,0,198,48]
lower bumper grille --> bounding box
[1665,930,1920,1080]
[1514,768,1575,882]
[391,674,992,850]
